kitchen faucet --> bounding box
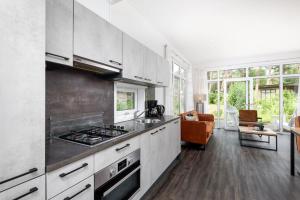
[134,109,147,119]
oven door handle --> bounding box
[103,166,140,197]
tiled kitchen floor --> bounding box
[153,129,300,200]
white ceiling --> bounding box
[127,0,300,66]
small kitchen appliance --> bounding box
[145,100,165,117]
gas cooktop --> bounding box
[59,125,128,146]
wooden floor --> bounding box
[152,129,300,200]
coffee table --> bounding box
[238,126,278,151]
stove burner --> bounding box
[59,125,128,146]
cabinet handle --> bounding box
[174,121,179,124]
[12,187,38,200]
[109,60,122,66]
[0,168,37,185]
[151,130,159,135]
[59,163,88,178]
[116,144,130,152]
[134,76,143,80]
[159,127,166,131]
[144,78,152,81]
[64,184,91,200]
[157,81,163,84]
[46,52,69,61]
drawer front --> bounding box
[94,136,140,172]
[0,175,45,200]
[46,156,94,199]
[50,176,94,200]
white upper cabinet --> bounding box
[74,1,123,69]
[156,56,170,87]
[0,0,45,192]
[46,0,73,66]
[123,33,165,85]
[143,48,158,84]
[122,33,145,81]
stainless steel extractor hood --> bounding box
[73,56,121,75]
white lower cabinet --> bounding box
[94,136,140,172]
[0,175,45,200]
[46,155,94,199]
[140,128,156,195]
[50,176,94,200]
[169,119,181,161]
[140,119,181,198]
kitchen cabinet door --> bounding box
[50,176,94,200]
[174,119,182,156]
[0,0,45,192]
[46,0,73,66]
[74,1,123,69]
[143,48,158,84]
[168,119,181,160]
[0,176,45,200]
[140,130,153,196]
[156,57,170,87]
[122,33,144,81]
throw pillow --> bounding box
[191,111,199,121]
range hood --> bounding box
[73,55,121,75]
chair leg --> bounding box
[200,144,206,151]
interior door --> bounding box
[224,79,252,130]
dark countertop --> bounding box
[46,115,180,172]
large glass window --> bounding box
[248,65,280,77]
[208,82,218,117]
[207,63,299,131]
[283,77,299,130]
[173,62,186,115]
[173,77,180,115]
[207,71,218,80]
[220,68,246,79]
[283,63,300,75]
[252,78,280,130]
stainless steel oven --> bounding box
[94,149,140,200]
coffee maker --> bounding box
[145,100,165,117]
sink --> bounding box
[136,118,161,124]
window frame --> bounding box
[172,61,187,115]
[115,84,139,122]
[206,61,300,131]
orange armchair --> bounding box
[239,110,262,127]
[180,111,214,150]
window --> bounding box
[117,91,135,111]
[220,68,246,79]
[173,62,186,115]
[283,63,300,75]
[207,71,218,80]
[206,63,300,131]
[115,85,139,123]
[248,65,279,77]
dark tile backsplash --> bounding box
[46,64,114,137]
